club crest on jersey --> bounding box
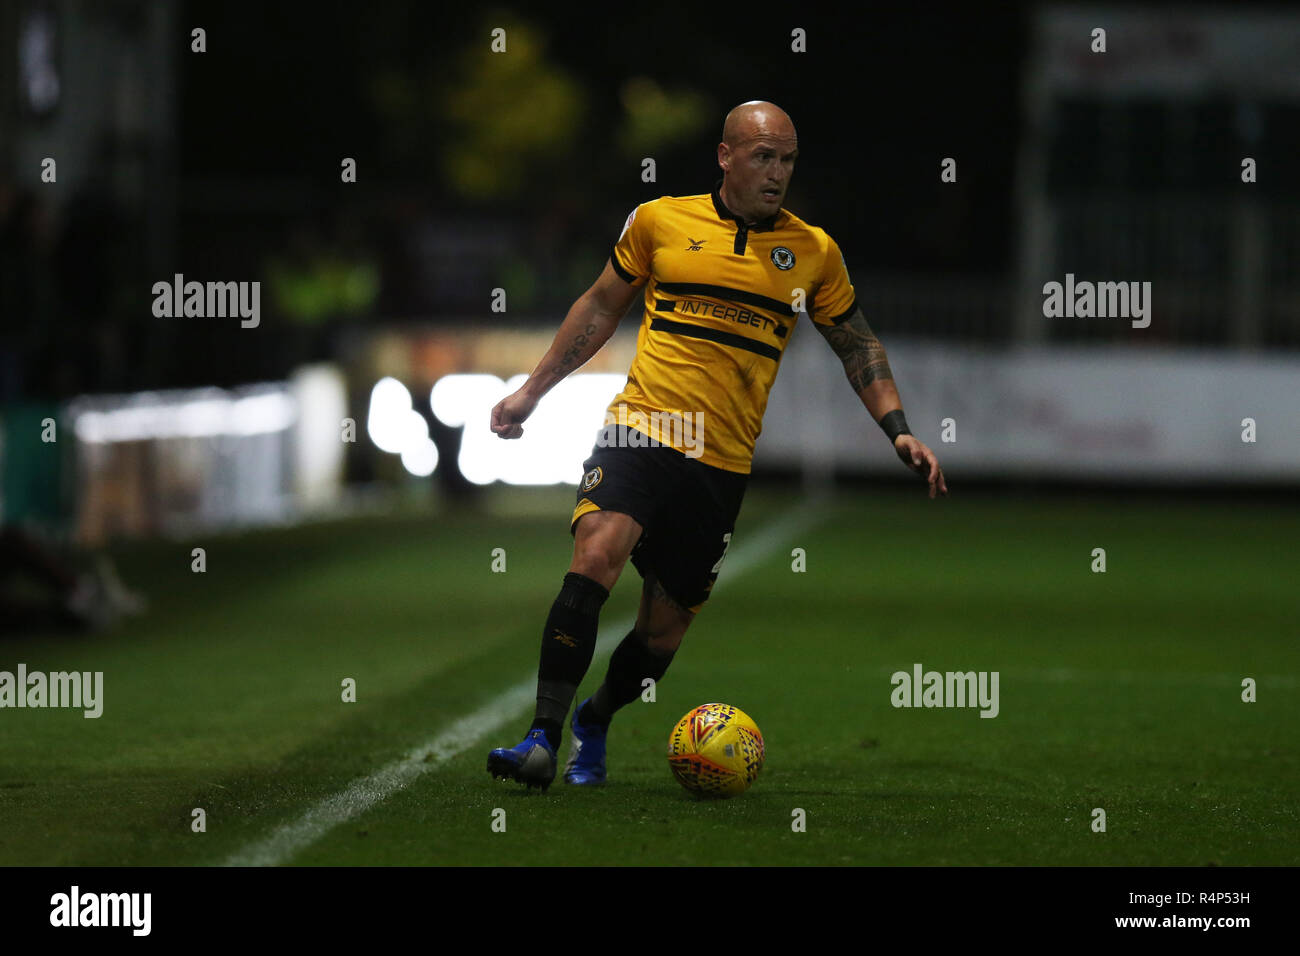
[771,246,795,270]
[581,466,603,492]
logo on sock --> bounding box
[550,631,577,648]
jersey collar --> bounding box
[711,179,780,231]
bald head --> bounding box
[717,101,799,224]
[722,101,797,149]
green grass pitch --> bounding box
[1,485,1296,866]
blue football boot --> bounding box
[487,729,557,791]
[564,699,608,785]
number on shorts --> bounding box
[711,532,733,574]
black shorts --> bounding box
[571,425,747,612]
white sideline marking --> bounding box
[221,498,827,866]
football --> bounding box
[667,703,765,797]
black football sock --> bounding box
[531,572,610,748]
[529,717,563,749]
[588,628,676,725]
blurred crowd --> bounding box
[0,172,127,402]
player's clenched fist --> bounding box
[490,389,538,439]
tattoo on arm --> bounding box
[552,323,598,378]
[818,309,894,391]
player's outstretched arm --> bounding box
[816,307,948,498]
[490,260,642,439]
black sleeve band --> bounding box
[878,409,911,443]
[826,298,858,325]
[608,250,639,284]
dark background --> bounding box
[5,2,1029,393]
[2,1,1296,393]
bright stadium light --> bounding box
[367,376,438,476]
[367,377,414,454]
[430,374,514,485]
[429,373,625,485]
[230,393,297,436]
[72,390,297,443]
[400,436,439,477]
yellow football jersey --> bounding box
[607,182,857,473]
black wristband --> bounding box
[878,409,911,443]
